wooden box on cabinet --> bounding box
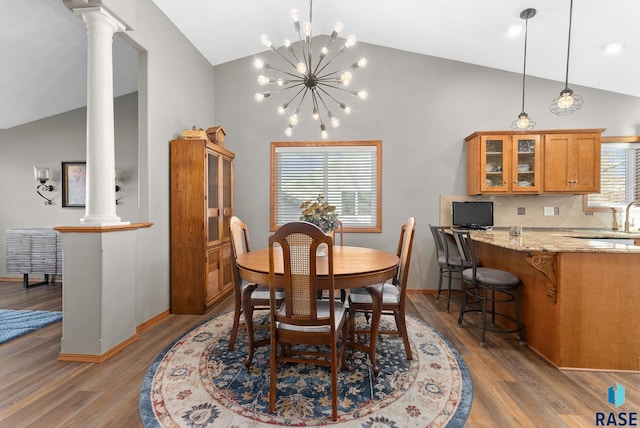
[170,138,235,314]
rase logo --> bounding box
[595,383,637,426]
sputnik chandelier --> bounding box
[254,0,368,139]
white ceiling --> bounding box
[2,0,639,130]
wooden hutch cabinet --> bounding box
[170,138,234,314]
[466,129,603,195]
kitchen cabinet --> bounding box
[170,138,234,314]
[466,132,541,195]
[466,129,604,195]
[543,132,601,193]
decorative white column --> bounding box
[75,7,127,225]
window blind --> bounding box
[273,142,380,230]
[588,142,640,208]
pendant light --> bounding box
[511,8,536,131]
[550,0,584,115]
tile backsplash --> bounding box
[440,194,638,231]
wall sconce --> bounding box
[34,166,54,205]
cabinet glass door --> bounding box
[207,150,220,243]
[221,157,232,242]
[512,135,540,192]
[481,137,508,192]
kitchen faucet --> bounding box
[623,200,640,232]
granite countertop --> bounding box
[466,229,640,253]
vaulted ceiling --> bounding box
[2,0,638,130]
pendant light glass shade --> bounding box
[511,8,536,132]
[550,0,584,115]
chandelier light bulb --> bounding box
[302,21,312,36]
[260,34,272,48]
[357,90,368,100]
[345,35,357,48]
[278,102,289,114]
[285,125,293,137]
[357,58,367,68]
[290,9,299,22]
[320,47,328,59]
[334,22,344,33]
[276,78,284,86]
[340,103,352,115]
[284,39,291,48]
[341,71,352,85]
[296,62,307,74]
[312,107,319,120]
[254,59,264,69]
[320,124,328,139]
[289,112,299,125]
[257,75,269,85]
[331,116,340,128]
[255,92,270,101]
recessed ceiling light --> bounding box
[507,23,523,36]
[604,41,625,55]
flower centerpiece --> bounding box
[299,194,339,233]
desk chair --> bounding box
[268,221,348,421]
[452,228,526,346]
[228,216,284,367]
[348,217,416,361]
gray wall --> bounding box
[213,40,640,291]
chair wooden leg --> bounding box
[269,341,277,414]
[241,285,258,368]
[228,304,242,351]
[395,309,413,360]
[331,342,339,421]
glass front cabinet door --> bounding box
[511,135,541,193]
[475,134,541,194]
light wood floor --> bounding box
[0,280,637,427]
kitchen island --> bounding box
[465,229,640,371]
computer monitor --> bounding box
[452,201,494,230]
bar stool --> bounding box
[429,225,471,312]
[452,229,526,346]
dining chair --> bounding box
[429,224,472,312]
[228,216,284,367]
[268,221,348,421]
[347,217,416,360]
[452,228,526,346]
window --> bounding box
[271,141,382,232]
[585,137,640,212]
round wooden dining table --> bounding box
[235,245,400,375]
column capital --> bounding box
[72,6,127,33]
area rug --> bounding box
[0,309,63,344]
[139,311,472,427]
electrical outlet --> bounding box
[517,207,526,215]
[544,206,555,216]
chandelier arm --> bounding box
[316,85,353,108]
[315,49,348,76]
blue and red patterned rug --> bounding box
[139,311,472,427]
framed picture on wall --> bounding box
[62,161,86,208]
